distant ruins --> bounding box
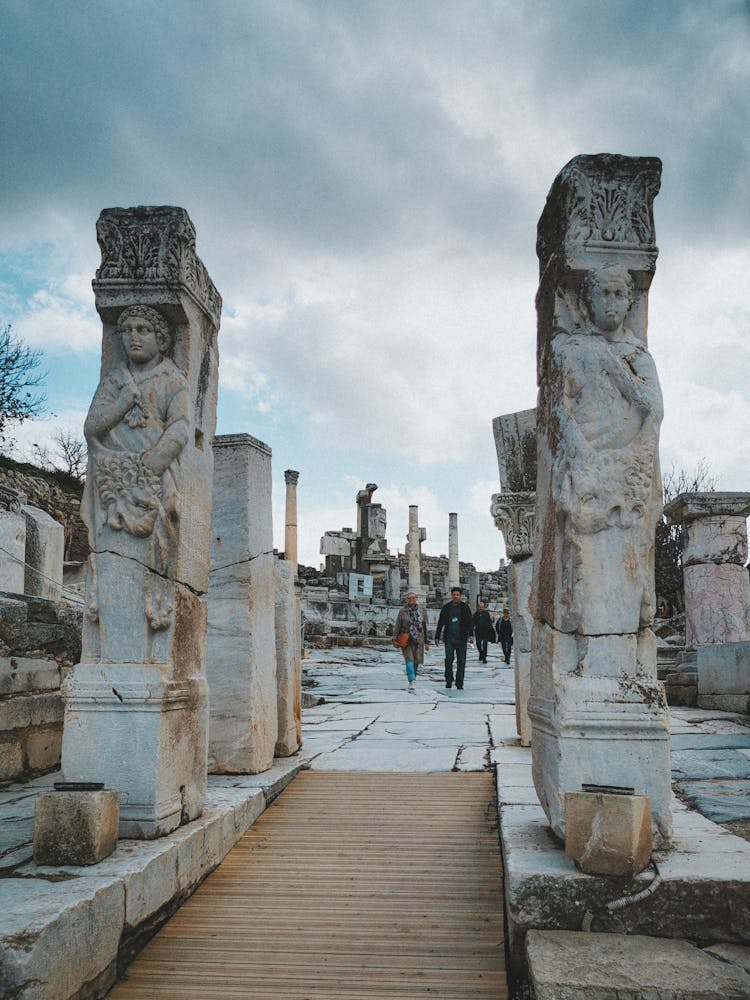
[309,483,508,644]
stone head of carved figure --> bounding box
[118,306,172,366]
[581,263,634,340]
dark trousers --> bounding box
[476,638,488,662]
[500,639,512,663]
[444,639,467,688]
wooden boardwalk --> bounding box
[110,771,507,999]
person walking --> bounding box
[496,608,513,665]
[472,601,495,663]
[393,591,429,693]
[435,587,474,689]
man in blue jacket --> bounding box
[435,587,475,689]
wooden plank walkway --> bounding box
[110,771,507,999]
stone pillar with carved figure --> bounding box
[61,206,220,838]
[529,156,672,847]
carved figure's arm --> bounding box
[83,369,140,443]
[602,342,661,419]
[141,382,190,475]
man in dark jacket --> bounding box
[472,600,495,663]
[496,608,513,665]
[435,587,474,689]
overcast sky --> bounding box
[1,0,749,569]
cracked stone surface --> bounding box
[299,642,515,773]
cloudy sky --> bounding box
[1,1,749,569]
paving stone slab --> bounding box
[670,732,750,751]
[526,930,750,999]
[675,778,750,823]
[671,747,750,780]
[0,875,124,1000]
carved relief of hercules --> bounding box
[82,306,189,632]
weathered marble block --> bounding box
[0,487,26,595]
[34,788,120,865]
[62,206,220,838]
[23,504,64,600]
[207,434,278,774]
[565,790,652,876]
[697,640,750,714]
[665,492,750,650]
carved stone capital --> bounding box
[491,491,537,559]
[284,469,300,486]
[537,154,662,276]
[93,206,222,326]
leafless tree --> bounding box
[0,323,46,444]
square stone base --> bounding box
[565,790,652,875]
[34,789,119,865]
[61,664,208,838]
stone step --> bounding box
[526,929,750,999]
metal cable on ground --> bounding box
[581,859,662,932]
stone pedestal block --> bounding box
[34,788,120,865]
[207,434,278,774]
[62,664,207,837]
[275,559,302,757]
[22,504,64,600]
[697,640,750,714]
[529,623,671,847]
[565,790,652,876]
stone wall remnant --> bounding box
[62,205,220,838]
[529,155,671,847]
[665,491,750,713]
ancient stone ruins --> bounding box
[1,157,750,998]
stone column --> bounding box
[529,155,671,847]
[448,513,459,589]
[207,434,277,773]
[467,571,480,609]
[62,206,220,838]
[492,408,538,746]
[665,492,750,713]
[284,469,299,571]
[492,490,536,747]
[406,505,422,591]
[274,558,302,756]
